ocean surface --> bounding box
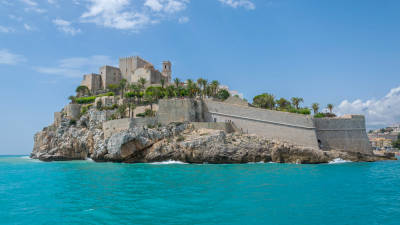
[1,156,400,225]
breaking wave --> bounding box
[150,160,188,165]
[329,158,352,164]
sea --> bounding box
[1,156,400,225]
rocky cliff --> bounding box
[31,109,396,164]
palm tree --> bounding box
[291,97,304,109]
[160,78,165,89]
[174,78,181,89]
[312,103,319,114]
[119,79,127,99]
[210,80,220,97]
[276,98,290,110]
[327,104,334,113]
[75,85,90,97]
[138,77,147,91]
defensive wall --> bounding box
[157,99,204,125]
[103,117,157,139]
[191,122,235,133]
[314,115,372,154]
[203,100,319,148]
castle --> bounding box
[80,56,172,93]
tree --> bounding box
[160,78,165,89]
[107,84,119,93]
[174,78,181,89]
[276,98,291,110]
[210,80,220,97]
[291,97,304,109]
[117,104,127,119]
[119,79,127,99]
[327,104,334,113]
[166,85,177,98]
[68,95,76,104]
[197,78,208,98]
[216,89,230,101]
[312,103,319,114]
[76,85,90,97]
[186,79,198,98]
[253,93,275,109]
[138,77,147,91]
[96,100,103,110]
[392,139,400,149]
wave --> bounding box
[20,156,30,159]
[247,161,265,164]
[85,158,94,162]
[150,160,188,165]
[329,158,352,164]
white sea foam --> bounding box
[20,156,30,159]
[247,161,265,164]
[150,160,188,165]
[328,158,352,164]
[85,158,94,162]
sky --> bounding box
[0,0,399,155]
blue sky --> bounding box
[0,0,399,154]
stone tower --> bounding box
[162,61,172,83]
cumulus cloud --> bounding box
[24,23,35,31]
[53,19,81,35]
[80,0,189,31]
[218,0,255,10]
[81,0,152,30]
[0,25,15,33]
[35,55,115,78]
[0,49,26,65]
[336,86,400,127]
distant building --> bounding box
[81,56,172,93]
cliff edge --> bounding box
[31,108,396,164]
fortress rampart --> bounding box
[314,115,372,154]
[156,99,372,154]
[203,100,319,148]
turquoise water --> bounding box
[1,156,400,225]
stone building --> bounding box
[100,65,122,89]
[80,73,102,93]
[80,56,172,92]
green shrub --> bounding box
[288,107,311,115]
[80,106,89,116]
[69,119,77,126]
[314,112,326,118]
[76,96,96,104]
[136,113,145,117]
[145,109,155,117]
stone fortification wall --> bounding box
[65,104,81,120]
[157,99,204,125]
[191,122,235,133]
[203,100,319,148]
[314,115,372,154]
[103,117,158,139]
[99,66,121,89]
[81,73,102,92]
[119,56,149,83]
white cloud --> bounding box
[20,0,37,6]
[9,14,23,21]
[178,16,189,23]
[218,0,255,10]
[24,23,35,31]
[53,19,81,35]
[0,25,15,33]
[35,55,115,78]
[144,0,189,13]
[80,0,189,31]
[20,0,46,13]
[336,85,400,127]
[0,49,26,65]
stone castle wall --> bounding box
[314,115,372,154]
[204,100,319,148]
[81,73,102,92]
[99,66,122,89]
[119,56,149,83]
[157,99,204,125]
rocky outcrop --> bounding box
[31,110,396,163]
